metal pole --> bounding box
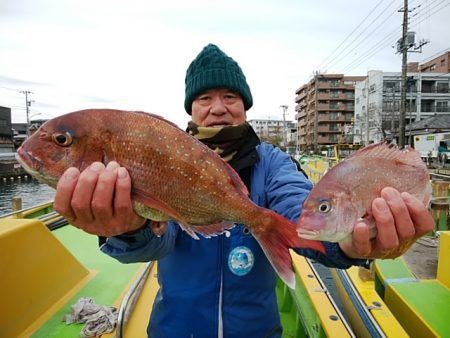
[399,0,409,147]
[409,77,413,146]
[20,90,31,136]
[280,105,288,149]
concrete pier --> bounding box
[0,155,27,181]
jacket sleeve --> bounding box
[295,243,371,269]
[100,220,178,263]
[260,144,370,269]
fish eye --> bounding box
[318,200,332,213]
[52,132,73,147]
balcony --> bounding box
[317,126,341,133]
[296,91,307,101]
[318,116,347,123]
[297,111,307,120]
[420,106,450,113]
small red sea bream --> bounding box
[297,142,431,242]
[16,108,325,289]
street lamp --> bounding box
[280,105,288,149]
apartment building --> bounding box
[295,74,365,151]
[354,70,450,144]
[420,51,450,73]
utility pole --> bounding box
[20,90,33,136]
[398,0,409,147]
[280,105,289,149]
[397,0,428,147]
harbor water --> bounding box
[0,178,55,215]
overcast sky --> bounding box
[0,0,449,127]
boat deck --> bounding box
[33,225,144,338]
[0,219,144,338]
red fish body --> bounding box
[16,108,324,288]
[297,143,431,242]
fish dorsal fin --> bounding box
[347,142,424,167]
[132,110,183,130]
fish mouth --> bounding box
[16,148,42,176]
[297,228,320,240]
[15,148,58,187]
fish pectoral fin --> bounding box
[193,222,236,238]
[132,188,188,225]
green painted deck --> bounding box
[31,226,142,338]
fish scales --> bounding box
[16,108,325,289]
[93,111,241,224]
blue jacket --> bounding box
[101,142,367,338]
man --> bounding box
[55,44,434,337]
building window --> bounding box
[330,102,341,109]
[330,80,340,87]
[383,100,399,111]
[329,112,339,120]
[437,101,449,113]
[329,134,338,142]
[437,82,449,93]
[329,123,340,131]
[383,81,399,93]
[330,91,340,98]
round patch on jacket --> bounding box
[228,246,254,276]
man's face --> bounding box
[191,88,246,127]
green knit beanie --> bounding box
[184,44,253,115]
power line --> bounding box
[342,0,448,73]
[315,0,386,71]
[318,0,447,75]
[0,85,22,93]
[321,0,399,72]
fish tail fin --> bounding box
[251,209,326,289]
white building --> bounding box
[354,70,450,145]
[248,119,297,152]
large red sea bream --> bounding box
[16,108,325,289]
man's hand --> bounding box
[340,187,434,259]
[54,161,146,237]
